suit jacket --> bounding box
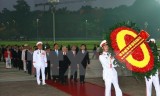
[27,51,33,61]
[59,52,71,68]
[11,49,18,59]
[46,52,50,61]
[49,50,63,67]
[17,49,22,60]
[67,50,78,68]
[25,49,28,61]
[33,49,47,68]
[77,50,90,67]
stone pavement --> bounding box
[0,62,70,96]
[0,57,157,96]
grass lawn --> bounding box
[0,40,160,50]
[0,40,101,50]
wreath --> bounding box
[106,21,160,78]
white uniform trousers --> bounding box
[23,60,27,71]
[36,66,45,84]
[5,58,11,68]
[145,73,160,96]
[104,71,122,96]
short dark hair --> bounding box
[81,44,87,50]
[81,44,86,47]
[54,43,58,47]
[71,45,76,48]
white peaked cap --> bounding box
[24,44,28,46]
[100,40,107,47]
[150,38,156,43]
[36,41,43,46]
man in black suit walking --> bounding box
[45,48,51,80]
[27,46,33,75]
[67,45,78,82]
[77,44,90,84]
[59,46,70,84]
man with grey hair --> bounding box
[59,46,70,84]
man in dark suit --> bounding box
[27,46,33,75]
[10,46,17,68]
[0,45,2,62]
[67,45,78,82]
[12,46,19,68]
[1,45,5,62]
[77,44,90,84]
[59,46,70,84]
[17,46,23,70]
[49,43,63,82]
[45,48,51,80]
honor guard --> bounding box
[145,38,160,96]
[99,40,122,96]
[33,41,47,85]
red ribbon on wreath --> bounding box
[110,26,154,73]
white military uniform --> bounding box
[33,49,47,85]
[145,70,160,96]
[99,52,122,96]
[21,49,27,72]
[145,38,160,96]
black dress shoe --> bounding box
[54,80,57,83]
[80,81,85,84]
[74,79,78,82]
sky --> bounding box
[0,0,136,11]
[1,0,160,11]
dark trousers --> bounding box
[80,65,87,82]
[70,71,77,81]
[52,75,59,81]
[18,60,23,70]
[27,61,32,75]
[13,59,18,68]
[11,59,14,67]
[45,61,51,80]
[0,54,2,61]
[52,70,59,81]
[80,75,85,82]
[59,67,68,83]
[52,64,59,81]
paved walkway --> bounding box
[0,59,157,96]
[0,62,70,96]
[0,64,35,82]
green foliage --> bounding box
[1,0,160,40]
[133,42,160,79]
[13,0,30,12]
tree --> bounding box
[13,0,31,38]
[14,0,30,14]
